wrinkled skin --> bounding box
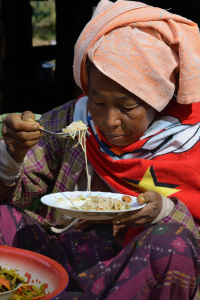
[88,67,156,147]
[112,191,162,227]
[2,111,41,163]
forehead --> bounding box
[88,67,146,104]
[89,67,133,96]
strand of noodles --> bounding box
[79,128,91,195]
[79,196,131,211]
[62,121,91,195]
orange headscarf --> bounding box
[73,0,200,111]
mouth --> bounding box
[103,132,127,142]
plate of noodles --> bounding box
[41,191,146,220]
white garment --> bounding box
[0,141,25,185]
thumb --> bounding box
[137,193,146,205]
[137,191,162,205]
[21,111,36,122]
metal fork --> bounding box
[60,192,79,209]
[39,127,76,138]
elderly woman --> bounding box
[1,0,200,299]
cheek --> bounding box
[138,106,155,126]
[128,110,152,137]
[139,114,152,132]
[88,101,102,124]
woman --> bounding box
[1,0,200,299]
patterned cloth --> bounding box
[0,100,84,227]
[0,203,200,300]
[76,97,200,227]
[0,100,200,298]
[0,99,199,234]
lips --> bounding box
[102,130,133,147]
[104,132,126,141]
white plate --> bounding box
[41,191,145,220]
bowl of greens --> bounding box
[0,246,69,299]
[0,269,22,300]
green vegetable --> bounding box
[0,267,24,293]
[11,283,46,299]
[0,267,46,299]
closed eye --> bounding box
[119,104,139,112]
[91,96,105,106]
[93,101,105,106]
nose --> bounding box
[105,107,121,127]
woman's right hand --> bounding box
[2,111,42,163]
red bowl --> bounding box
[0,245,69,299]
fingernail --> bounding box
[33,124,39,130]
[138,195,146,205]
[24,117,35,122]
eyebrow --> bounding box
[92,91,104,98]
[91,88,139,103]
[92,91,134,100]
[117,96,132,101]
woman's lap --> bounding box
[74,224,200,300]
[0,204,200,300]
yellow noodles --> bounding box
[70,196,131,211]
[62,121,91,191]
[62,120,88,140]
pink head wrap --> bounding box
[73,0,200,111]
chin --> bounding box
[108,140,131,147]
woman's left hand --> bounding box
[112,191,162,228]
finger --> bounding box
[11,114,22,120]
[137,194,146,205]
[21,111,40,131]
[112,192,150,224]
[113,192,162,226]
[112,210,153,227]
[3,124,41,140]
[112,209,142,225]
[112,215,145,227]
[5,133,42,146]
[137,191,162,205]
[4,113,39,132]
[21,111,36,122]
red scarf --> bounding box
[86,101,200,226]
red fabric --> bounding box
[86,102,200,223]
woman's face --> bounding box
[88,68,156,147]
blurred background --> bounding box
[0,0,199,115]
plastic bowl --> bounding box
[0,283,22,300]
[0,245,69,299]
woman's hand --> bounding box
[2,111,41,163]
[112,191,163,228]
